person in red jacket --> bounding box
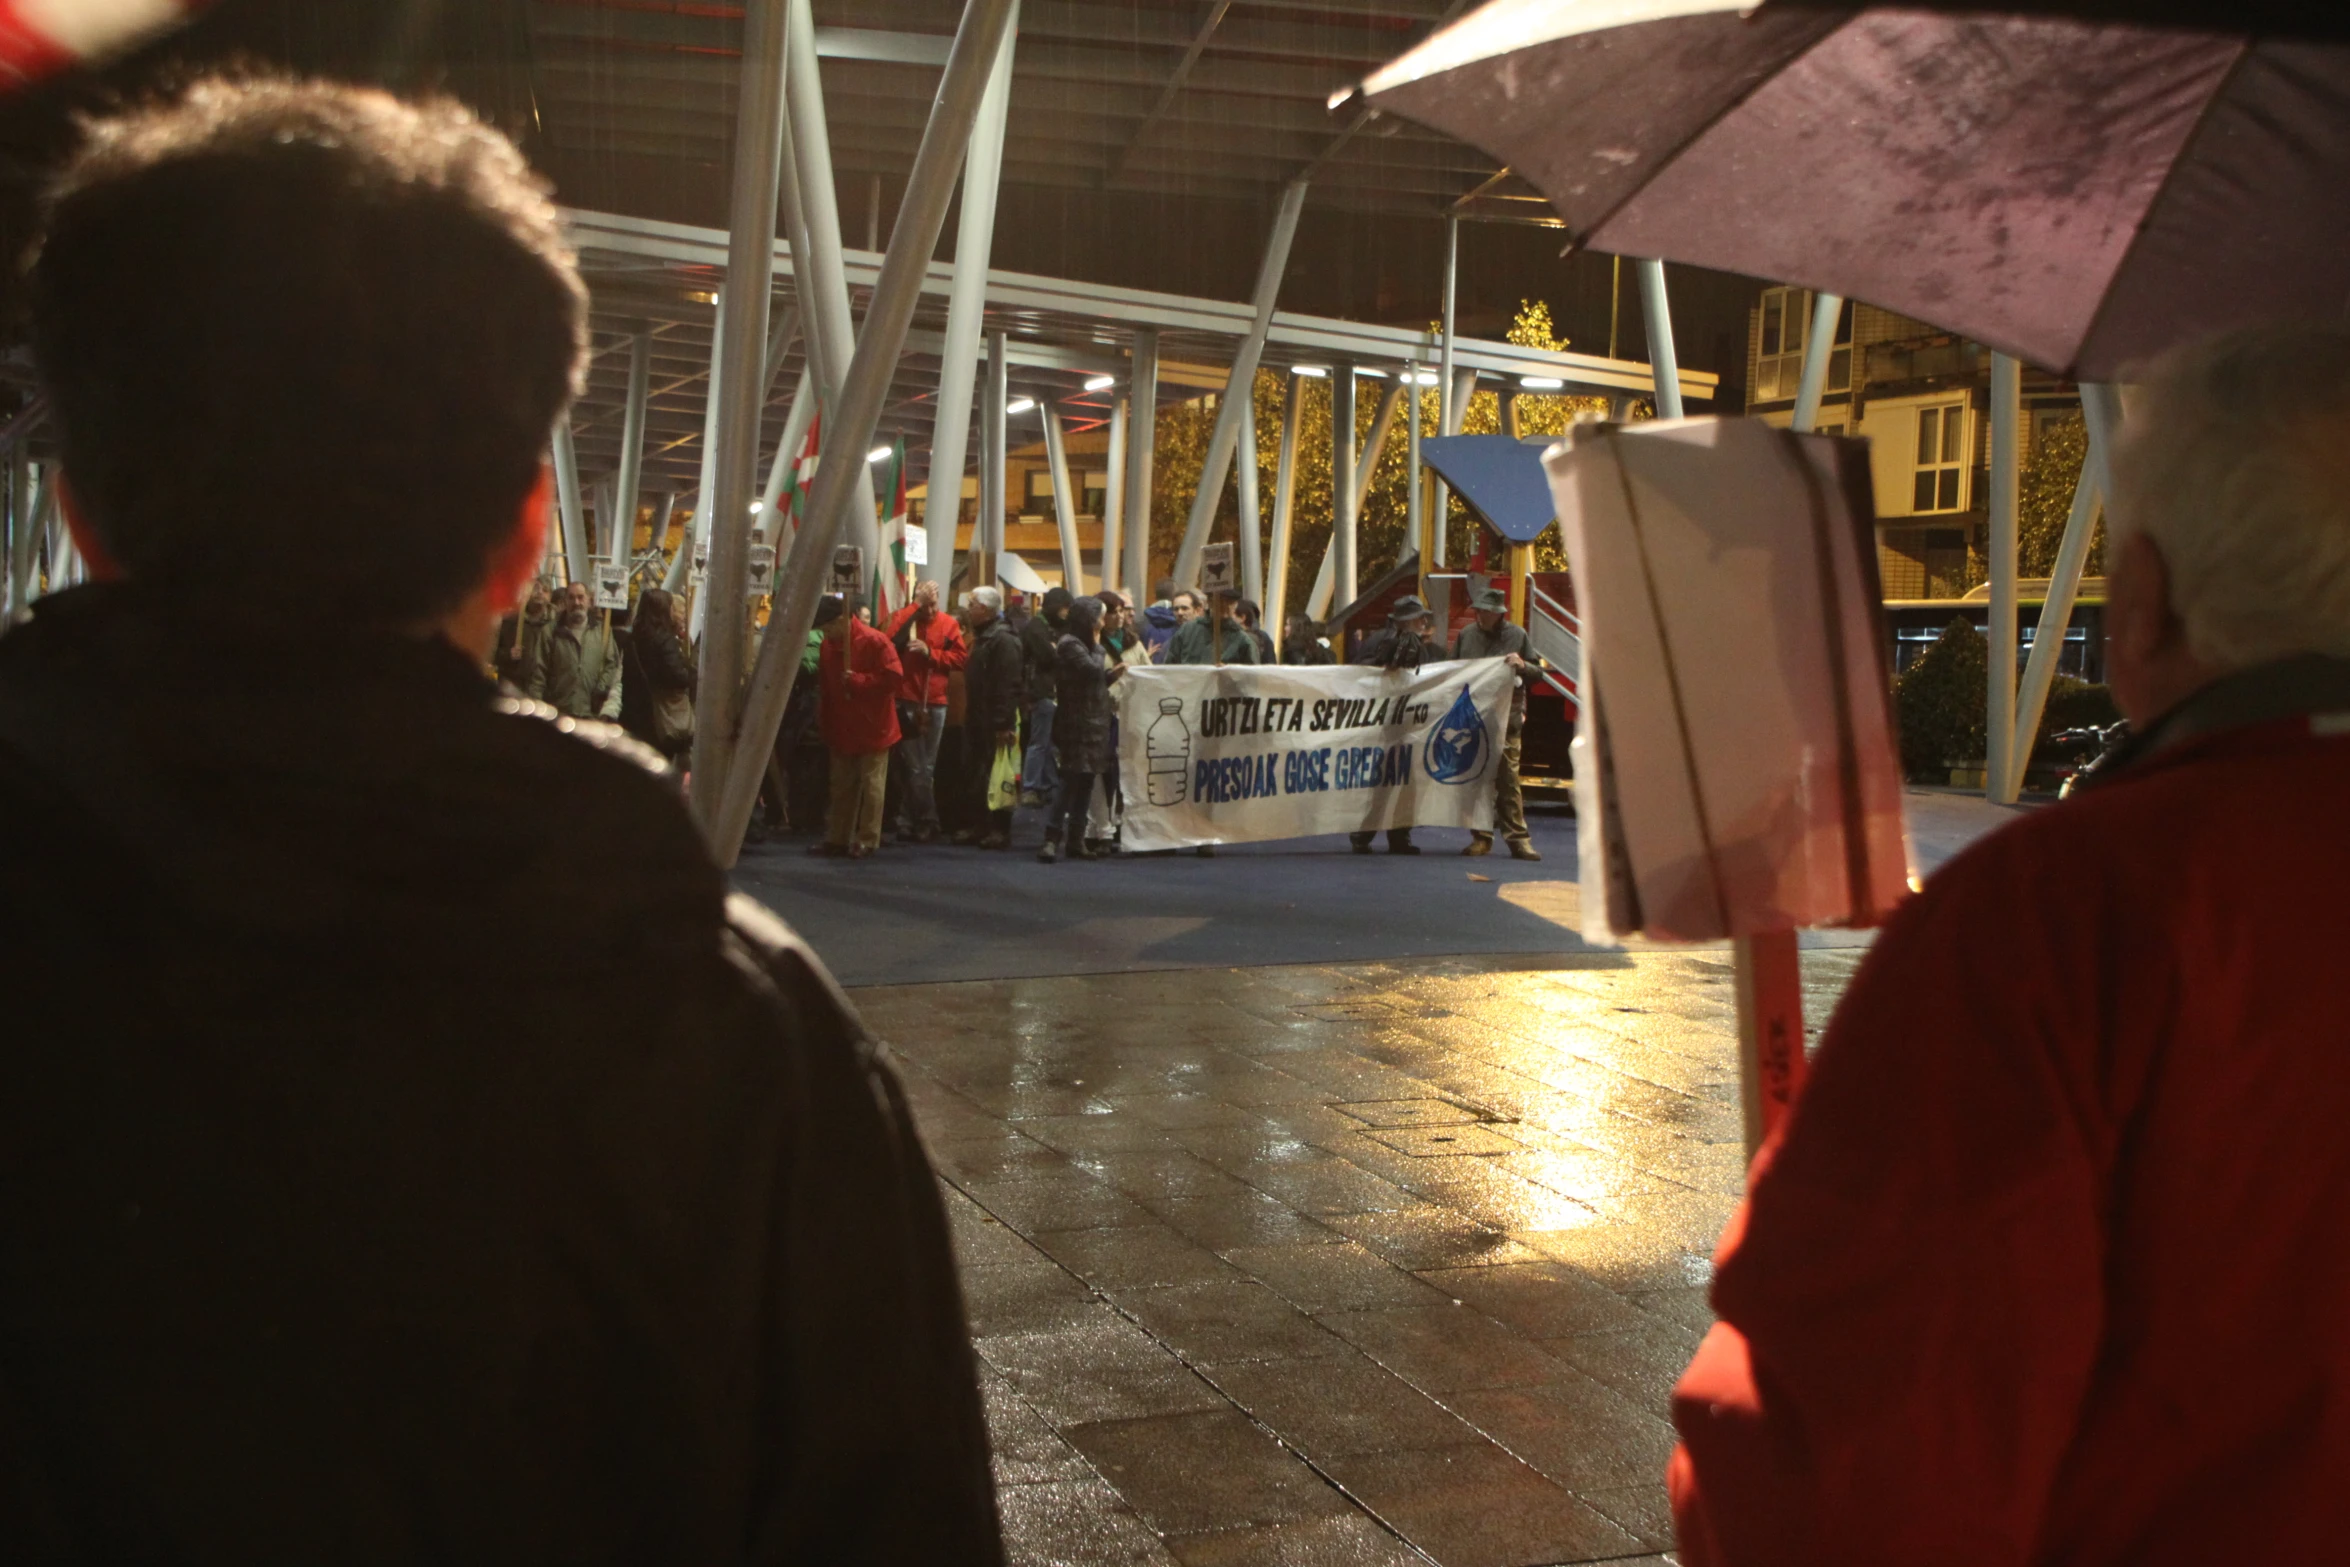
[885,578,968,843]
[809,594,902,859]
[1669,322,2350,1565]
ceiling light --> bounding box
[748,500,765,513]
[1406,370,1439,386]
[1007,397,1037,414]
[1355,366,1387,378]
[1291,365,1328,378]
[868,445,893,463]
[1520,376,1565,390]
[1083,374,1115,392]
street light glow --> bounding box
[868,445,893,463]
[1083,374,1115,392]
[1007,397,1037,414]
[1291,364,1328,378]
[748,500,764,513]
[1520,376,1565,390]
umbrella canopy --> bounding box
[1362,0,2350,376]
[1421,433,1560,543]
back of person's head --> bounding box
[969,585,1003,615]
[633,587,677,644]
[2111,323,2350,671]
[1043,585,1073,619]
[1152,578,1175,604]
[30,75,587,629]
[1065,596,1100,642]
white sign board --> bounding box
[745,542,776,598]
[903,526,929,567]
[1198,541,1236,594]
[592,560,628,610]
[1112,658,1515,852]
[829,545,863,597]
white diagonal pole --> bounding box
[664,297,726,592]
[1100,389,1128,596]
[1636,258,1683,419]
[1790,291,1844,434]
[553,416,589,587]
[1236,384,1263,606]
[1986,352,2023,803]
[1122,328,1159,606]
[712,0,1019,863]
[1172,178,1307,587]
[612,330,652,563]
[1043,399,1084,591]
[2006,383,2118,798]
[1264,371,1302,641]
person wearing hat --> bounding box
[809,594,904,860]
[1452,586,1544,861]
[1347,595,1444,854]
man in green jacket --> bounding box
[1163,586,1259,666]
[528,580,622,720]
[1451,586,1542,861]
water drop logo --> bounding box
[1423,684,1491,786]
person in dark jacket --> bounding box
[1017,585,1071,807]
[0,78,1000,1564]
[1164,587,1260,666]
[1140,579,1186,662]
[1449,586,1543,861]
[1283,614,1335,665]
[1038,597,1118,862]
[958,584,1023,848]
[1348,596,1444,855]
[1237,598,1277,664]
[619,585,697,763]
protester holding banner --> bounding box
[1347,595,1446,854]
[1450,587,1543,862]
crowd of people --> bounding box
[725,572,1548,866]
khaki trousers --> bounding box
[826,749,890,850]
[1474,729,1530,847]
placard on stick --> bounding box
[1199,541,1235,595]
[592,559,628,610]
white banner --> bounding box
[1112,658,1517,851]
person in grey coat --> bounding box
[1039,597,1119,862]
[1451,586,1545,860]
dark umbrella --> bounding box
[1360,0,2350,376]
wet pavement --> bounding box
[856,948,1873,1566]
[740,787,2027,988]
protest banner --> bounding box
[1112,658,1516,852]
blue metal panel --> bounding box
[1419,433,1557,543]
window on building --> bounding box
[1755,288,1854,403]
[1912,403,1969,512]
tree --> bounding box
[1893,618,1988,779]
[2019,412,2096,577]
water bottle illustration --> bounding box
[1146,697,1193,806]
[1423,683,1491,785]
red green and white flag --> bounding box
[876,435,911,615]
[774,407,822,568]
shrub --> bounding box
[1893,618,1987,780]
[2042,674,2121,734]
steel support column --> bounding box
[1986,352,2022,803]
[612,330,652,565]
[920,0,1017,588]
[553,416,589,587]
[1636,258,1684,420]
[1356,382,1402,513]
[783,0,882,582]
[1173,178,1307,588]
[1101,391,1127,596]
[1043,399,1084,591]
[981,328,1008,575]
[8,463,48,622]
[1435,215,1458,570]
[1405,375,1423,577]
[1331,360,1358,613]
[713,0,1019,864]
[2006,384,2118,799]
[1123,328,1159,606]
[1236,390,1263,606]
[1790,291,1844,435]
[691,0,791,827]
[665,293,726,592]
[1265,372,1302,643]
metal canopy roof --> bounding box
[564,206,1714,493]
[524,1,1556,225]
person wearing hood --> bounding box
[1140,578,1187,662]
[1017,585,1071,809]
[1038,597,1119,863]
[0,77,999,1561]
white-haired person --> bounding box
[955,583,1024,848]
[1671,323,2350,1565]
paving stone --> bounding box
[1315,1304,1576,1396]
[1163,1514,1427,1566]
[1220,1240,1455,1313]
[979,1318,1230,1428]
[1030,1224,1250,1291]
[1444,1372,1679,1492]
[1118,1279,1350,1366]
[1323,1205,1549,1272]
[960,1259,1109,1338]
[1416,1260,1659,1339]
[1539,1320,1707,1419]
[1205,1351,1486,1460]
[1319,1443,1646,1567]
[1062,1409,1353,1535]
[996,1474,1183,1567]
[1576,1480,1679,1552]
[1150,1191,1343,1253]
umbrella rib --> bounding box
[1575,11,1846,254]
[2068,38,2254,375]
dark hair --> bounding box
[1064,596,1100,643]
[29,76,587,626]
[1152,578,1175,602]
[632,587,678,650]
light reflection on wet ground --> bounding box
[862,948,1869,1566]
